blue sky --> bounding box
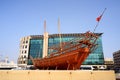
[0,0,120,62]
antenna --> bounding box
[93,8,107,32]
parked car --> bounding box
[80,65,94,70]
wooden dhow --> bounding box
[31,31,99,70]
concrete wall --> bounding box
[0,70,115,80]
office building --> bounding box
[104,58,114,70]
[113,50,120,71]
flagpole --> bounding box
[93,21,99,32]
[93,8,107,33]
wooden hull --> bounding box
[32,48,90,70]
[32,31,98,70]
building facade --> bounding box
[104,58,114,70]
[113,50,120,72]
[18,33,104,67]
[17,36,31,66]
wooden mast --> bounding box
[58,17,62,51]
[43,20,48,58]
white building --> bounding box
[0,57,17,69]
[17,36,31,67]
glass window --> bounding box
[25,45,27,48]
[26,40,28,43]
[28,39,43,65]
